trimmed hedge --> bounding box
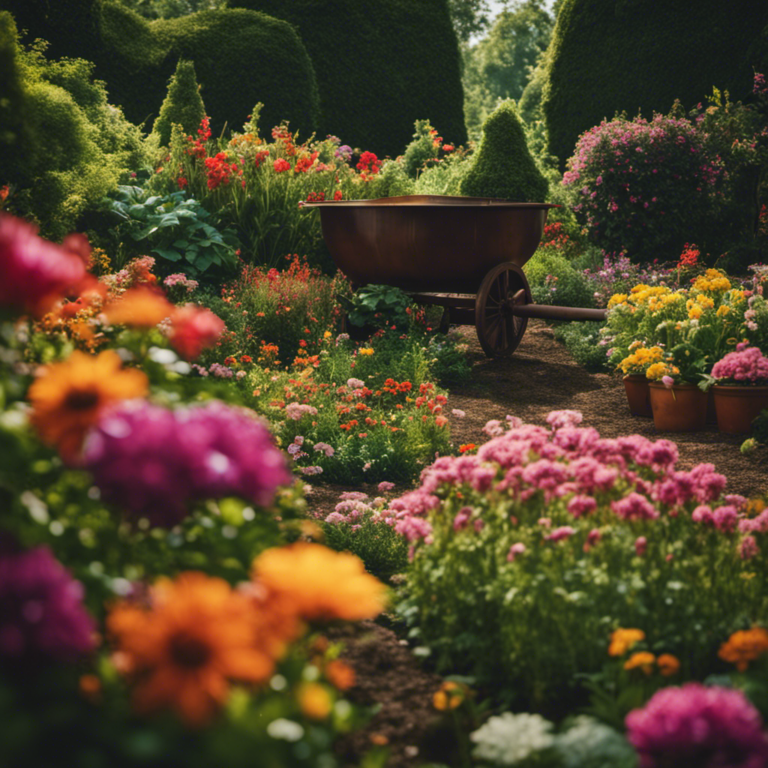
[459,100,548,202]
[0,11,28,180]
[0,0,320,139]
[542,0,768,165]
[227,0,467,158]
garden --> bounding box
[2,0,768,766]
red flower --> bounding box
[169,305,225,360]
[0,214,87,317]
[273,158,291,173]
[334,189,343,201]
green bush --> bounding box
[525,247,594,308]
[152,58,205,146]
[553,321,610,372]
[459,99,548,201]
[0,12,29,181]
[542,0,768,165]
[227,0,467,158]
[1,0,321,140]
[0,22,146,239]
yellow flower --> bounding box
[252,543,388,622]
[608,293,629,308]
[358,348,374,356]
[297,682,333,720]
[433,681,469,711]
[323,330,332,339]
[688,304,703,320]
[624,652,656,674]
[697,295,715,310]
[608,628,645,656]
[657,654,681,676]
[645,362,675,381]
[716,305,731,317]
[718,628,768,672]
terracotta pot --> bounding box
[648,382,708,432]
[623,375,652,417]
[712,385,768,434]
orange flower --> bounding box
[459,444,476,453]
[297,682,332,719]
[624,651,656,674]
[252,542,388,622]
[325,660,356,691]
[719,628,768,672]
[608,628,645,656]
[28,350,148,461]
[104,286,174,328]
[107,572,275,727]
[657,653,680,676]
[433,681,469,711]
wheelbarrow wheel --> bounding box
[475,263,531,358]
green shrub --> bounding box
[553,321,610,372]
[525,247,594,308]
[152,58,205,146]
[459,99,548,201]
[1,25,146,239]
[227,0,467,158]
[542,0,768,166]
[0,12,29,181]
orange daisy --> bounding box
[104,286,174,328]
[28,350,148,461]
[252,542,388,622]
[719,627,768,672]
[657,653,681,677]
[608,628,645,657]
[107,572,276,727]
[624,651,656,675]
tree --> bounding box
[447,0,492,44]
[462,0,553,138]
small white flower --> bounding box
[470,712,554,765]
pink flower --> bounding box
[545,526,576,543]
[451,409,466,418]
[482,419,505,437]
[546,409,583,430]
[0,214,87,317]
[169,304,225,360]
[626,683,768,768]
[567,495,598,518]
[740,535,760,560]
[377,481,395,493]
[507,542,526,562]
[611,492,660,521]
[711,346,768,384]
[634,536,647,556]
[661,375,674,388]
[453,507,472,531]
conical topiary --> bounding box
[459,99,548,202]
[153,59,206,147]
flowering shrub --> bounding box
[711,343,768,385]
[563,107,726,262]
[395,410,768,714]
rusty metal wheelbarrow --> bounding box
[301,195,606,357]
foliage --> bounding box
[446,0,491,43]
[403,119,444,178]
[0,27,146,240]
[542,0,768,165]
[152,59,206,147]
[412,147,472,196]
[100,184,240,279]
[344,285,413,331]
[227,0,467,159]
[115,0,225,19]
[525,247,594,308]
[460,99,548,201]
[562,107,728,263]
[462,0,554,140]
[395,410,768,716]
[553,321,609,373]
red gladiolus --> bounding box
[0,214,88,317]
[169,304,225,360]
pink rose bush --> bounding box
[394,410,768,711]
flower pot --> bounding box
[648,382,708,432]
[623,375,652,417]
[712,385,768,434]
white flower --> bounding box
[553,716,636,768]
[470,712,554,765]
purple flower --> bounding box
[0,544,95,663]
[84,400,290,526]
[626,683,768,768]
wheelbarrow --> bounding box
[301,195,606,357]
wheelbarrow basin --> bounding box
[302,195,557,293]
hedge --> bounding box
[227,0,468,158]
[0,0,320,139]
[542,0,768,165]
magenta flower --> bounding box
[545,526,576,543]
[626,683,768,768]
[634,536,648,556]
[611,492,660,521]
[711,345,768,385]
[0,544,95,663]
[84,400,290,526]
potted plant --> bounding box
[706,344,768,433]
[646,343,709,432]
[617,343,665,417]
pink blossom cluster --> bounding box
[285,402,319,421]
[626,683,768,768]
[385,411,743,548]
[711,343,768,384]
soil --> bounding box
[307,320,768,767]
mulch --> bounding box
[306,319,768,767]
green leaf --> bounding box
[172,240,189,249]
[157,216,180,228]
[152,248,182,262]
